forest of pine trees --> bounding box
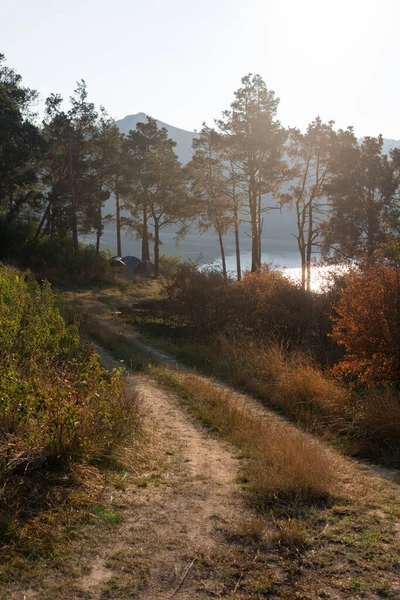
[1,54,400,288]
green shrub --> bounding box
[30,238,111,279]
[0,217,111,280]
[0,217,37,264]
[0,266,138,511]
[158,254,182,278]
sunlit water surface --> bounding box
[207,252,338,292]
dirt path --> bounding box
[72,349,250,600]
[128,376,243,599]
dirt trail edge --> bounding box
[79,345,250,599]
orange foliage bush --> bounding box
[332,266,400,386]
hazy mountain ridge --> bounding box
[116,113,197,164]
[117,113,400,164]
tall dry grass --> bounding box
[209,337,350,434]
[191,337,400,465]
[153,367,335,506]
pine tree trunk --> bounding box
[34,200,51,241]
[96,215,102,253]
[366,189,374,265]
[233,204,241,281]
[68,138,79,255]
[96,179,103,254]
[141,205,150,261]
[297,223,306,291]
[250,174,259,272]
[217,224,227,280]
[258,192,262,266]
[154,218,160,278]
[306,201,313,292]
[115,177,122,256]
[296,196,307,291]
[299,241,306,291]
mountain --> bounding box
[116,114,400,166]
[116,113,197,164]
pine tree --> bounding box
[187,126,232,279]
[41,83,99,253]
[0,54,44,219]
[281,118,337,291]
[322,133,400,263]
[92,108,124,253]
[217,74,288,271]
[124,117,188,275]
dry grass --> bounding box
[164,336,400,465]
[0,418,163,596]
[358,388,400,464]
[152,367,335,507]
[212,337,350,432]
[226,514,309,552]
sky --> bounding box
[2,0,399,138]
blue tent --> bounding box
[121,256,141,270]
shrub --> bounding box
[29,238,111,279]
[158,254,182,278]
[0,266,138,513]
[332,266,400,386]
[0,216,111,280]
[163,261,229,334]
[0,216,37,264]
[163,263,330,349]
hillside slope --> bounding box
[116,112,197,164]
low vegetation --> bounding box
[0,266,139,567]
[0,217,112,280]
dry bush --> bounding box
[163,261,229,335]
[153,368,334,506]
[163,263,332,350]
[332,265,400,386]
[356,388,400,465]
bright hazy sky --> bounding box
[3,0,399,138]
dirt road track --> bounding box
[74,347,251,599]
